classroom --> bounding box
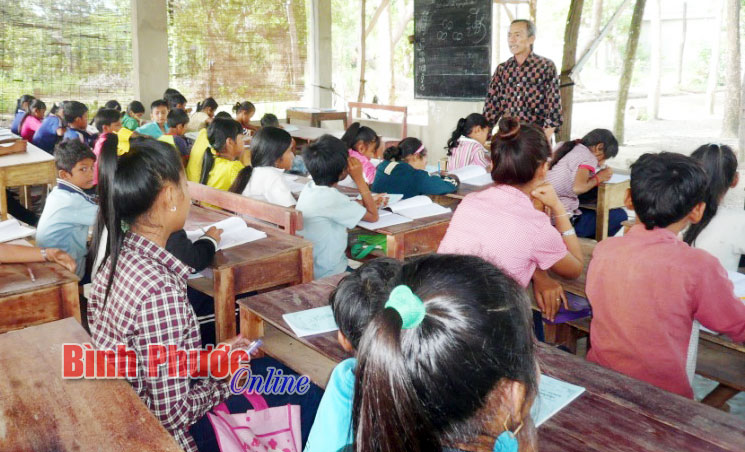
[2,0,745,451]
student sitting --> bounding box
[121,100,145,131]
[587,152,745,398]
[438,118,583,323]
[341,122,381,184]
[87,138,249,452]
[305,258,401,452]
[135,99,169,138]
[19,99,46,142]
[36,139,98,280]
[297,135,379,279]
[92,108,122,186]
[164,87,185,108]
[198,117,246,191]
[545,129,627,239]
[188,97,218,132]
[0,243,76,273]
[445,112,491,171]
[229,126,296,206]
[168,93,188,112]
[10,94,34,135]
[104,100,121,112]
[371,137,458,199]
[233,101,256,135]
[684,144,745,271]
[63,101,94,147]
[158,108,191,158]
[260,113,280,128]
[351,254,539,452]
[33,102,66,154]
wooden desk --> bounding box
[362,213,452,260]
[286,108,348,128]
[238,277,745,452]
[579,178,630,241]
[0,318,184,451]
[0,135,56,220]
[0,261,80,333]
[185,205,313,342]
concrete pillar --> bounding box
[131,0,169,119]
[309,0,333,108]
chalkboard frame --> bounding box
[413,0,493,102]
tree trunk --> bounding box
[647,0,661,120]
[706,0,725,115]
[365,0,390,40]
[285,0,301,89]
[723,0,740,137]
[387,1,396,104]
[590,0,603,67]
[613,0,647,144]
[357,0,367,104]
[676,2,687,87]
[529,0,537,26]
[558,0,584,143]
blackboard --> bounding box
[414,0,492,101]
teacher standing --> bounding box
[483,19,562,142]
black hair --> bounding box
[330,258,402,349]
[150,99,168,110]
[630,152,709,230]
[19,99,46,132]
[491,117,550,185]
[341,122,380,152]
[89,132,119,276]
[15,94,35,112]
[683,144,738,245]
[166,108,190,129]
[95,137,184,304]
[94,108,122,133]
[200,117,243,185]
[163,88,182,99]
[54,139,96,173]
[63,101,88,124]
[229,127,292,194]
[49,103,61,116]
[127,100,145,115]
[197,97,218,113]
[233,101,256,114]
[260,113,280,128]
[446,113,488,155]
[167,94,187,110]
[215,111,233,120]
[383,137,425,162]
[104,100,122,111]
[550,129,618,169]
[302,134,349,186]
[352,254,537,452]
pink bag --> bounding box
[208,392,302,452]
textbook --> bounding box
[448,165,494,187]
[358,210,413,229]
[185,216,266,251]
[282,305,338,337]
[0,218,35,243]
[530,375,586,427]
[385,195,451,220]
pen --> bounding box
[238,339,264,365]
[27,265,36,282]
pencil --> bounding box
[27,266,36,282]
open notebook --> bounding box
[358,195,451,229]
[282,305,338,337]
[530,375,586,427]
[448,165,494,186]
[185,216,266,251]
[0,218,35,243]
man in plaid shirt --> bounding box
[483,19,563,142]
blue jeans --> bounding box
[573,207,628,239]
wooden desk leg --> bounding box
[386,233,405,260]
[240,308,265,358]
[300,246,314,283]
[596,184,610,241]
[60,282,82,323]
[701,384,740,409]
[214,268,236,344]
[0,182,7,221]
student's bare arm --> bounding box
[348,157,379,222]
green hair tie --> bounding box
[385,285,425,329]
[121,220,130,233]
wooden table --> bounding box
[359,213,453,260]
[185,205,314,343]
[286,108,348,128]
[580,178,630,241]
[0,134,56,220]
[0,318,184,451]
[238,276,745,452]
[0,261,80,333]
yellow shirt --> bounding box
[187,128,209,182]
[206,154,245,191]
[116,127,133,156]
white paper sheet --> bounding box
[185,216,267,251]
[530,375,586,427]
[282,305,339,337]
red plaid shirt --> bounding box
[483,52,563,130]
[88,232,231,452]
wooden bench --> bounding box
[187,181,303,235]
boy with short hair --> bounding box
[260,113,280,128]
[91,108,122,185]
[36,139,98,280]
[62,101,93,147]
[586,152,745,398]
[135,99,169,138]
[296,135,379,279]
[158,108,190,158]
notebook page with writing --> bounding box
[530,375,586,427]
[282,305,339,337]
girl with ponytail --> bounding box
[232,101,257,135]
[188,97,219,132]
[445,113,491,171]
[685,144,745,271]
[19,99,46,141]
[199,117,246,191]
[341,122,382,184]
[545,129,626,238]
[10,94,35,134]
[229,126,297,206]
[371,137,458,199]
[351,254,539,452]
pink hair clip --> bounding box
[414,144,425,155]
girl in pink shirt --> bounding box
[341,122,381,184]
[445,113,492,171]
[19,99,46,142]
